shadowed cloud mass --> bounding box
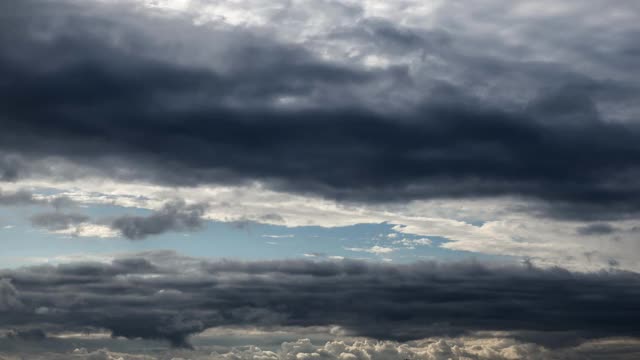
[1,252,640,348]
[111,200,208,240]
[0,0,639,220]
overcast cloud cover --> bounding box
[1,0,640,358]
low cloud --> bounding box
[1,253,640,348]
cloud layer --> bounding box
[1,0,640,219]
[1,2,640,357]
[2,252,640,348]
[3,336,640,360]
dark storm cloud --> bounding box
[1,0,640,220]
[111,200,208,240]
[1,252,640,348]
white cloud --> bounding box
[393,238,432,248]
[345,245,395,255]
[52,223,120,239]
[4,0,640,271]
[7,336,640,360]
[7,177,640,271]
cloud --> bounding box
[111,200,208,240]
[393,238,432,247]
[0,188,75,209]
[2,252,640,348]
[0,0,639,221]
[29,212,118,238]
[24,199,208,240]
[207,337,640,360]
[2,335,640,359]
[6,329,47,342]
[577,223,617,236]
[0,279,22,312]
[345,246,395,254]
[30,213,90,231]
[0,189,39,206]
[53,223,120,239]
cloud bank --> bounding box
[1,0,640,219]
[1,252,640,348]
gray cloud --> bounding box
[1,252,640,348]
[0,279,22,312]
[0,188,75,210]
[0,189,39,206]
[111,201,208,240]
[25,200,209,240]
[577,223,617,236]
[0,0,639,220]
[4,335,640,360]
[30,213,90,231]
[6,329,47,342]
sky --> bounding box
[1,0,640,359]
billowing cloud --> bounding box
[1,0,640,220]
[1,1,640,357]
[3,336,640,359]
[1,252,640,348]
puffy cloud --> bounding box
[0,188,73,208]
[26,199,207,240]
[2,336,640,360]
[29,212,119,238]
[111,200,208,240]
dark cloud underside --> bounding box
[1,0,640,219]
[1,253,640,347]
